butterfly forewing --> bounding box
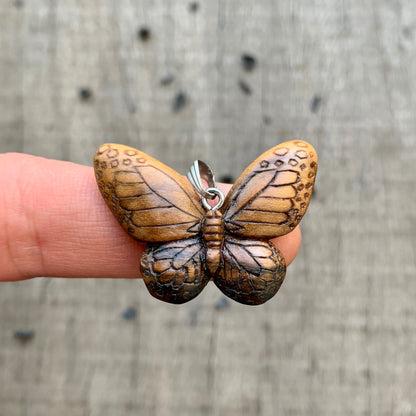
[94,144,204,242]
[141,237,210,304]
[214,236,286,305]
[221,140,318,238]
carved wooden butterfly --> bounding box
[94,141,317,305]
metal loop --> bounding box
[187,160,217,200]
[187,160,224,210]
[201,187,225,211]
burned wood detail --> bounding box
[94,141,317,305]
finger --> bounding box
[0,153,301,282]
[270,225,301,266]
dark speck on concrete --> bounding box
[219,174,234,184]
[403,26,412,38]
[122,306,137,320]
[215,297,230,310]
[79,87,92,101]
[238,80,252,95]
[138,26,151,41]
[263,115,272,125]
[189,2,199,12]
[160,72,175,86]
[14,0,24,8]
[241,54,257,71]
[310,95,322,113]
[172,91,187,112]
[14,329,35,341]
[127,103,137,114]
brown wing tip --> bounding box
[93,143,152,170]
[94,143,119,165]
[272,139,317,160]
[271,140,318,185]
[95,143,137,159]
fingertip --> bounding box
[270,226,301,266]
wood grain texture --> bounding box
[1,0,416,414]
[94,143,204,242]
[214,237,286,305]
[141,237,210,304]
[222,140,317,238]
[94,141,313,304]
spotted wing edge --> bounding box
[221,140,318,239]
[94,143,205,243]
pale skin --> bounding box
[0,153,301,282]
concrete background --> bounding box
[0,1,415,415]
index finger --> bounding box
[0,153,301,282]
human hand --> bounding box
[0,153,301,282]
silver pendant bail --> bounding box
[187,160,225,211]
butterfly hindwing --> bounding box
[221,140,317,238]
[141,237,210,304]
[214,236,286,305]
[94,144,204,242]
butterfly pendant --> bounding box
[94,140,317,305]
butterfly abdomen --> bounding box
[203,210,224,275]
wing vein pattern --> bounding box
[221,141,318,238]
[94,144,204,242]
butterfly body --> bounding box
[94,140,317,305]
[202,210,224,274]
